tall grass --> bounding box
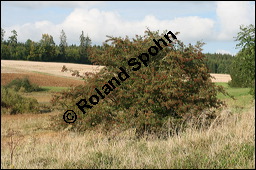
[1,83,255,168]
[1,105,255,168]
[1,104,254,169]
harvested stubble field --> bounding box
[1,60,231,86]
[210,73,231,83]
[1,72,85,87]
[1,60,104,87]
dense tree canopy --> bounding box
[204,53,234,74]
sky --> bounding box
[1,1,255,55]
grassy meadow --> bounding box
[1,81,255,169]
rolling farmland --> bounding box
[1,60,104,86]
[1,60,231,86]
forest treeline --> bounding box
[1,29,94,64]
[204,53,234,74]
[1,28,234,73]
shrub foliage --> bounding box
[52,30,228,136]
[1,87,39,114]
[4,77,42,92]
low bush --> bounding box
[4,77,42,92]
[1,87,39,114]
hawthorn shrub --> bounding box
[52,30,229,137]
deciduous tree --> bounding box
[8,30,18,45]
[39,34,57,61]
[79,31,91,64]
[1,28,5,43]
[229,24,255,96]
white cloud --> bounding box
[3,8,216,45]
[165,16,215,42]
[2,1,255,46]
[216,1,255,41]
[4,1,102,9]
[4,21,60,43]
[62,8,215,44]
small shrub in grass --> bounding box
[4,77,42,92]
[1,87,39,114]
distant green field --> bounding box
[42,83,252,99]
[216,82,251,98]
[215,82,254,111]
[2,83,253,113]
[40,86,69,92]
[40,83,254,109]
